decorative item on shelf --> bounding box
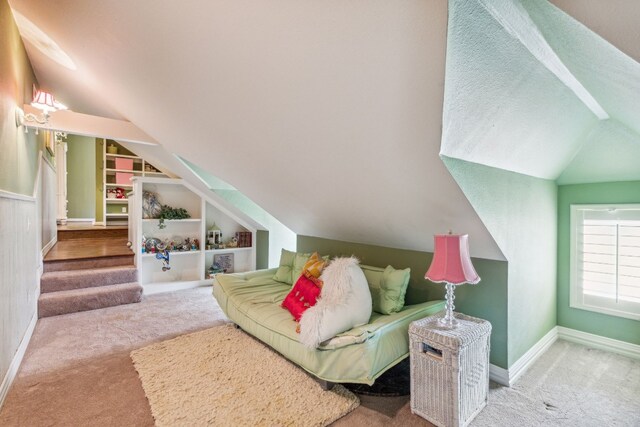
[208,262,225,278]
[226,237,238,248]
[214,253,234,274]
[115,187,126,199]
[208,223,223,248]
[156,250,171,271]
[235,231,252,248]
[157,205,191,229]
[192,238,199,251]
[142,191,162,219]
[424,232,480,328]
[144,237,162,254]
[107,189,117,199]
[107,143,118,154]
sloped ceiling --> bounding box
[441,0,640,183]
[8,0,504,259]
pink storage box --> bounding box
[115,158,134,170]
[115,172,133,184]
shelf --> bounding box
[106,198,128,203]
[205,247,253,253]
[106,153,141,160]
[141,250,201,258]
[106,213,129,218]
[142,218,201,223]
[143,171,166,175]
[106,183,133,188]
[106,168,144,174]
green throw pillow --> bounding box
[361,264,410,314]
[273,249,311,285]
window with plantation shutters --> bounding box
[570,204,640,320]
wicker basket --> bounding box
[409,312,492,427]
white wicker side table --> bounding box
[409,312,492,427]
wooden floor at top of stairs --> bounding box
[44,238,134,261]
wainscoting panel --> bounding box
[40,157,57,254]
[0,191,38,407]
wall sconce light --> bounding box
[16,89,67,134]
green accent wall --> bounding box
[443,156,558,367]
[95,138,104,222]
[557,181,640,344]
[66,134,96,219]
[0,1,40,196]
[256,230,269,270]
[297,235,509,369]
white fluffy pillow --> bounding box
[299,256,372,349]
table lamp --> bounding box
[425,233,480,328]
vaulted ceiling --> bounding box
[8,0,640,260]
[442,0,640,182]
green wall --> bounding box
[443,157,558,367]
[557,181,640,344]
[256,230,269,270]
[297,235,509,368]
[95,138,104,222]
[0,2,40,196]
[66,134,96,219]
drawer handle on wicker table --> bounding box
[422,343,443,361]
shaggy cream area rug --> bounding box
[131,324,359,426]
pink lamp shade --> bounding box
[425,234,480,285]
[31,90,67,112]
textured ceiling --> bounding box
[10,0,640,262]
[8,0,504,259]
[442,0,640,184]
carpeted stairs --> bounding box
[39,238,143,318]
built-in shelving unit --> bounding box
[129,177,257,293]
[102,140,169,226]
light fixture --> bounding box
[17,90,67,132]
[425,233,480,328]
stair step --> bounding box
[38,282,143,318]
[58,228,128,241]
[41,266,138,293]
[44,255,134,273]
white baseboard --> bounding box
[488,364,510,386]
[557,326,640,360]
[65,218,95,223]
[142,280,211,295]
[0,311,38,410]
[508,326,559,385]
[41,236,57,258]
[490,326,558,386]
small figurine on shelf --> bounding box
[107,189,117,199]
[156,250,171,271]
[208,262,225,279]
[192,238,199,251]
[227,237,238,248]
[115,187,126,199]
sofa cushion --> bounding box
[273,249,311,285]
[299,257,372,348]
[302,252,327,278]
[282,274,322,322]
[361,264,411,314]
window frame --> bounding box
[570,203,640,321]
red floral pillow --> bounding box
[282,274,322,322]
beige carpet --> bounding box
[131,325,360,426]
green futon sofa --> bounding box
[213,267,445,385]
